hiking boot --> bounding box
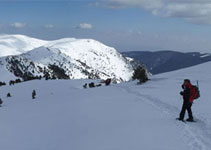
[186,118,194,122]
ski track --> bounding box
[119,85,211,150]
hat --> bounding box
[184,79,191,83]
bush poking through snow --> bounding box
[0,81,6,86]
[83,83,87,88]
[132,66,149,83]
[89,82,95,88]
[7,93,11,98]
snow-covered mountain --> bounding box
[0,34,141,83]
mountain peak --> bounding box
[0,34,145,83]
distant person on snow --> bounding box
[105,79,111,86]
[177,79,194,122]
[32,90,36,99]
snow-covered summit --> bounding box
[0,34,48,57]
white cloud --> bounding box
[77,23,93,29]
[106,0,211,25]
[10,22,26,28]
[45,24,54,29]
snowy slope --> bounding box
[122,62,211,150]
[0,58,17,82]
[123,51,211,74]
[0,35,135,82]
[46,39,132,80]
[0,79,189,150]
[0,62,211,150]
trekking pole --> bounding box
[197,80,199,88]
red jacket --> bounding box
[182,83,194,103]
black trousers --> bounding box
[179,102,193,120]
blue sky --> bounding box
[1,0,211,52]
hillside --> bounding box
[122,51,211,74]
[0,62,211,150]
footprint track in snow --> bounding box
[119,85,211,150]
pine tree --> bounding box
[132,66,149,83]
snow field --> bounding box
[0,61,211,150]
[0,79,189,150]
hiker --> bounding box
[105,78,111,86]
[177,79,194,122]
[32,90,36,99]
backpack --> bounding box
[191,85,200,100]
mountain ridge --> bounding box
[0,34,146,83]
[122,50,211,74]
